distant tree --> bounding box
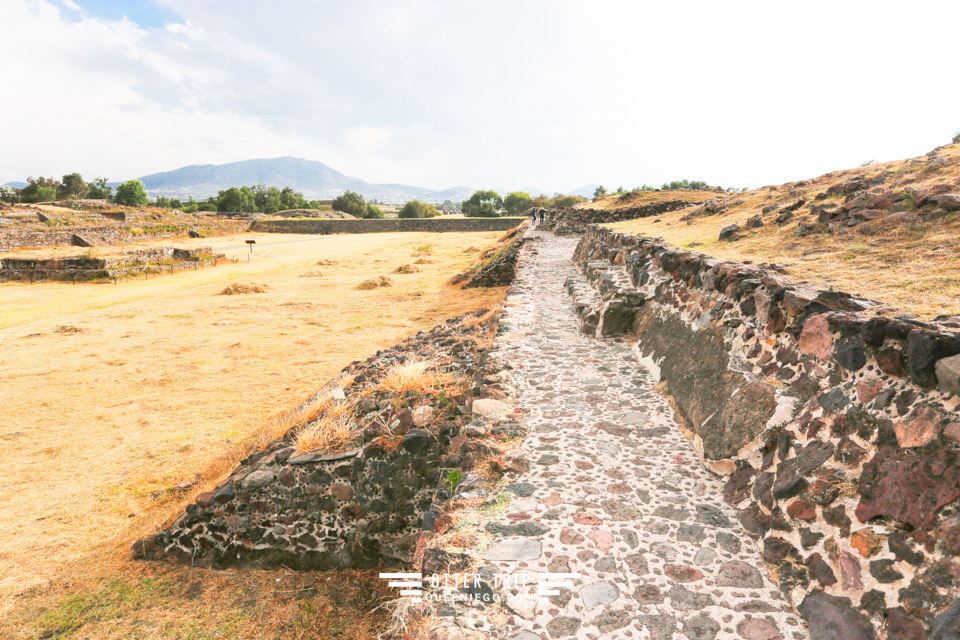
[593,185,607,199]
[59,173,88,199]
[20,177,60,203]
[954,131,960,144]
[0,186,19,203]
[216,186,255,212]
[364,203,385,219]
[87,177,112,199]
[332,190,367,217]
[462,190,503,217]
[661,179,711,191]
[278,186,307,211]
[531,193,551,208]
[197,201,217,212]
[399,200,440,218]
[114,180,149,206]
[503,191,533,215]
[182,197,199,213]
[614,186,626,195]
[551,194,586,208]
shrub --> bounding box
[114,180,149,206]
[332,190,367,217]
[399,200,440,218]
[503,191,532,215]
[462,190,503,217]
[364,203,385,219]
[86,177,112,199]
[954,131,960,144]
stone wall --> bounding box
[571,224,960,639]
[250,217,526,234]
[0,221,245,251]
[0,247,223,282]
[541,199,705,235]
[457,222,529,288]
[134,308,506,571]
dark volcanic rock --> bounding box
[856,446,960,529]
[797,590,876,640]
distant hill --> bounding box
[566,184,601,198]
[2,181,27,189]
[130,157,474,204]
[3,160,593,204]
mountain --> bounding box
[566,184,600,198]
[2,181,27,189]
[131,157,474,204]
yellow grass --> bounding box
[377,358,463,396]
[580,188,713,210]
[607,143,960,318]
[0,229,507,638]
[293,402,362,454]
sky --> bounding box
[3,0,960,193]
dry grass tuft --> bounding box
[462,307,497,328]
[299,269,324,278]
[219,282,269,295]
[377,359,462,396]
[394,264,420,274]
[294,398,362,453]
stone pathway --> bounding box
[483,231,810,640]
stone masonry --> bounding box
[569,224,960,639]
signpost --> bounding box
[246,239,256,261]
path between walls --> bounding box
[480,230,810,640]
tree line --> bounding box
[592,180,747,199]
[1,174,152,206]
[1,174,589,217]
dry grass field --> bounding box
[604,143,960,318]
[0,230,507,639]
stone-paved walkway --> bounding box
[484,231,809,640]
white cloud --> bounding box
[2,0,960,192]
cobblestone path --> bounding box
[484,231,809,640]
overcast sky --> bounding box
[3,0,960,193]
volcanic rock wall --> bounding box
[134,309,504,571]
[541,199,704,235]
[572,224,960,639]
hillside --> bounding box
[131,157,475,203]
[604,143,960,318]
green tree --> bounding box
[20,177,60,203]
[182,197,199,213]
[216,186,255,212]
[87,177,112,199]
[364,203,385,219]
[462,190,503,217]
[503,191,533,215]
[551,194,586,208]
[114,180,149,206]
[59,173,88,199]
[615,186,626,195]
[399,200,440,218]
[593,185,607,199]
[332,190,367,217]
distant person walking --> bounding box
[539,209,545,225]
[530,208,538,226]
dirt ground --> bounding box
[0,230,506,639]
